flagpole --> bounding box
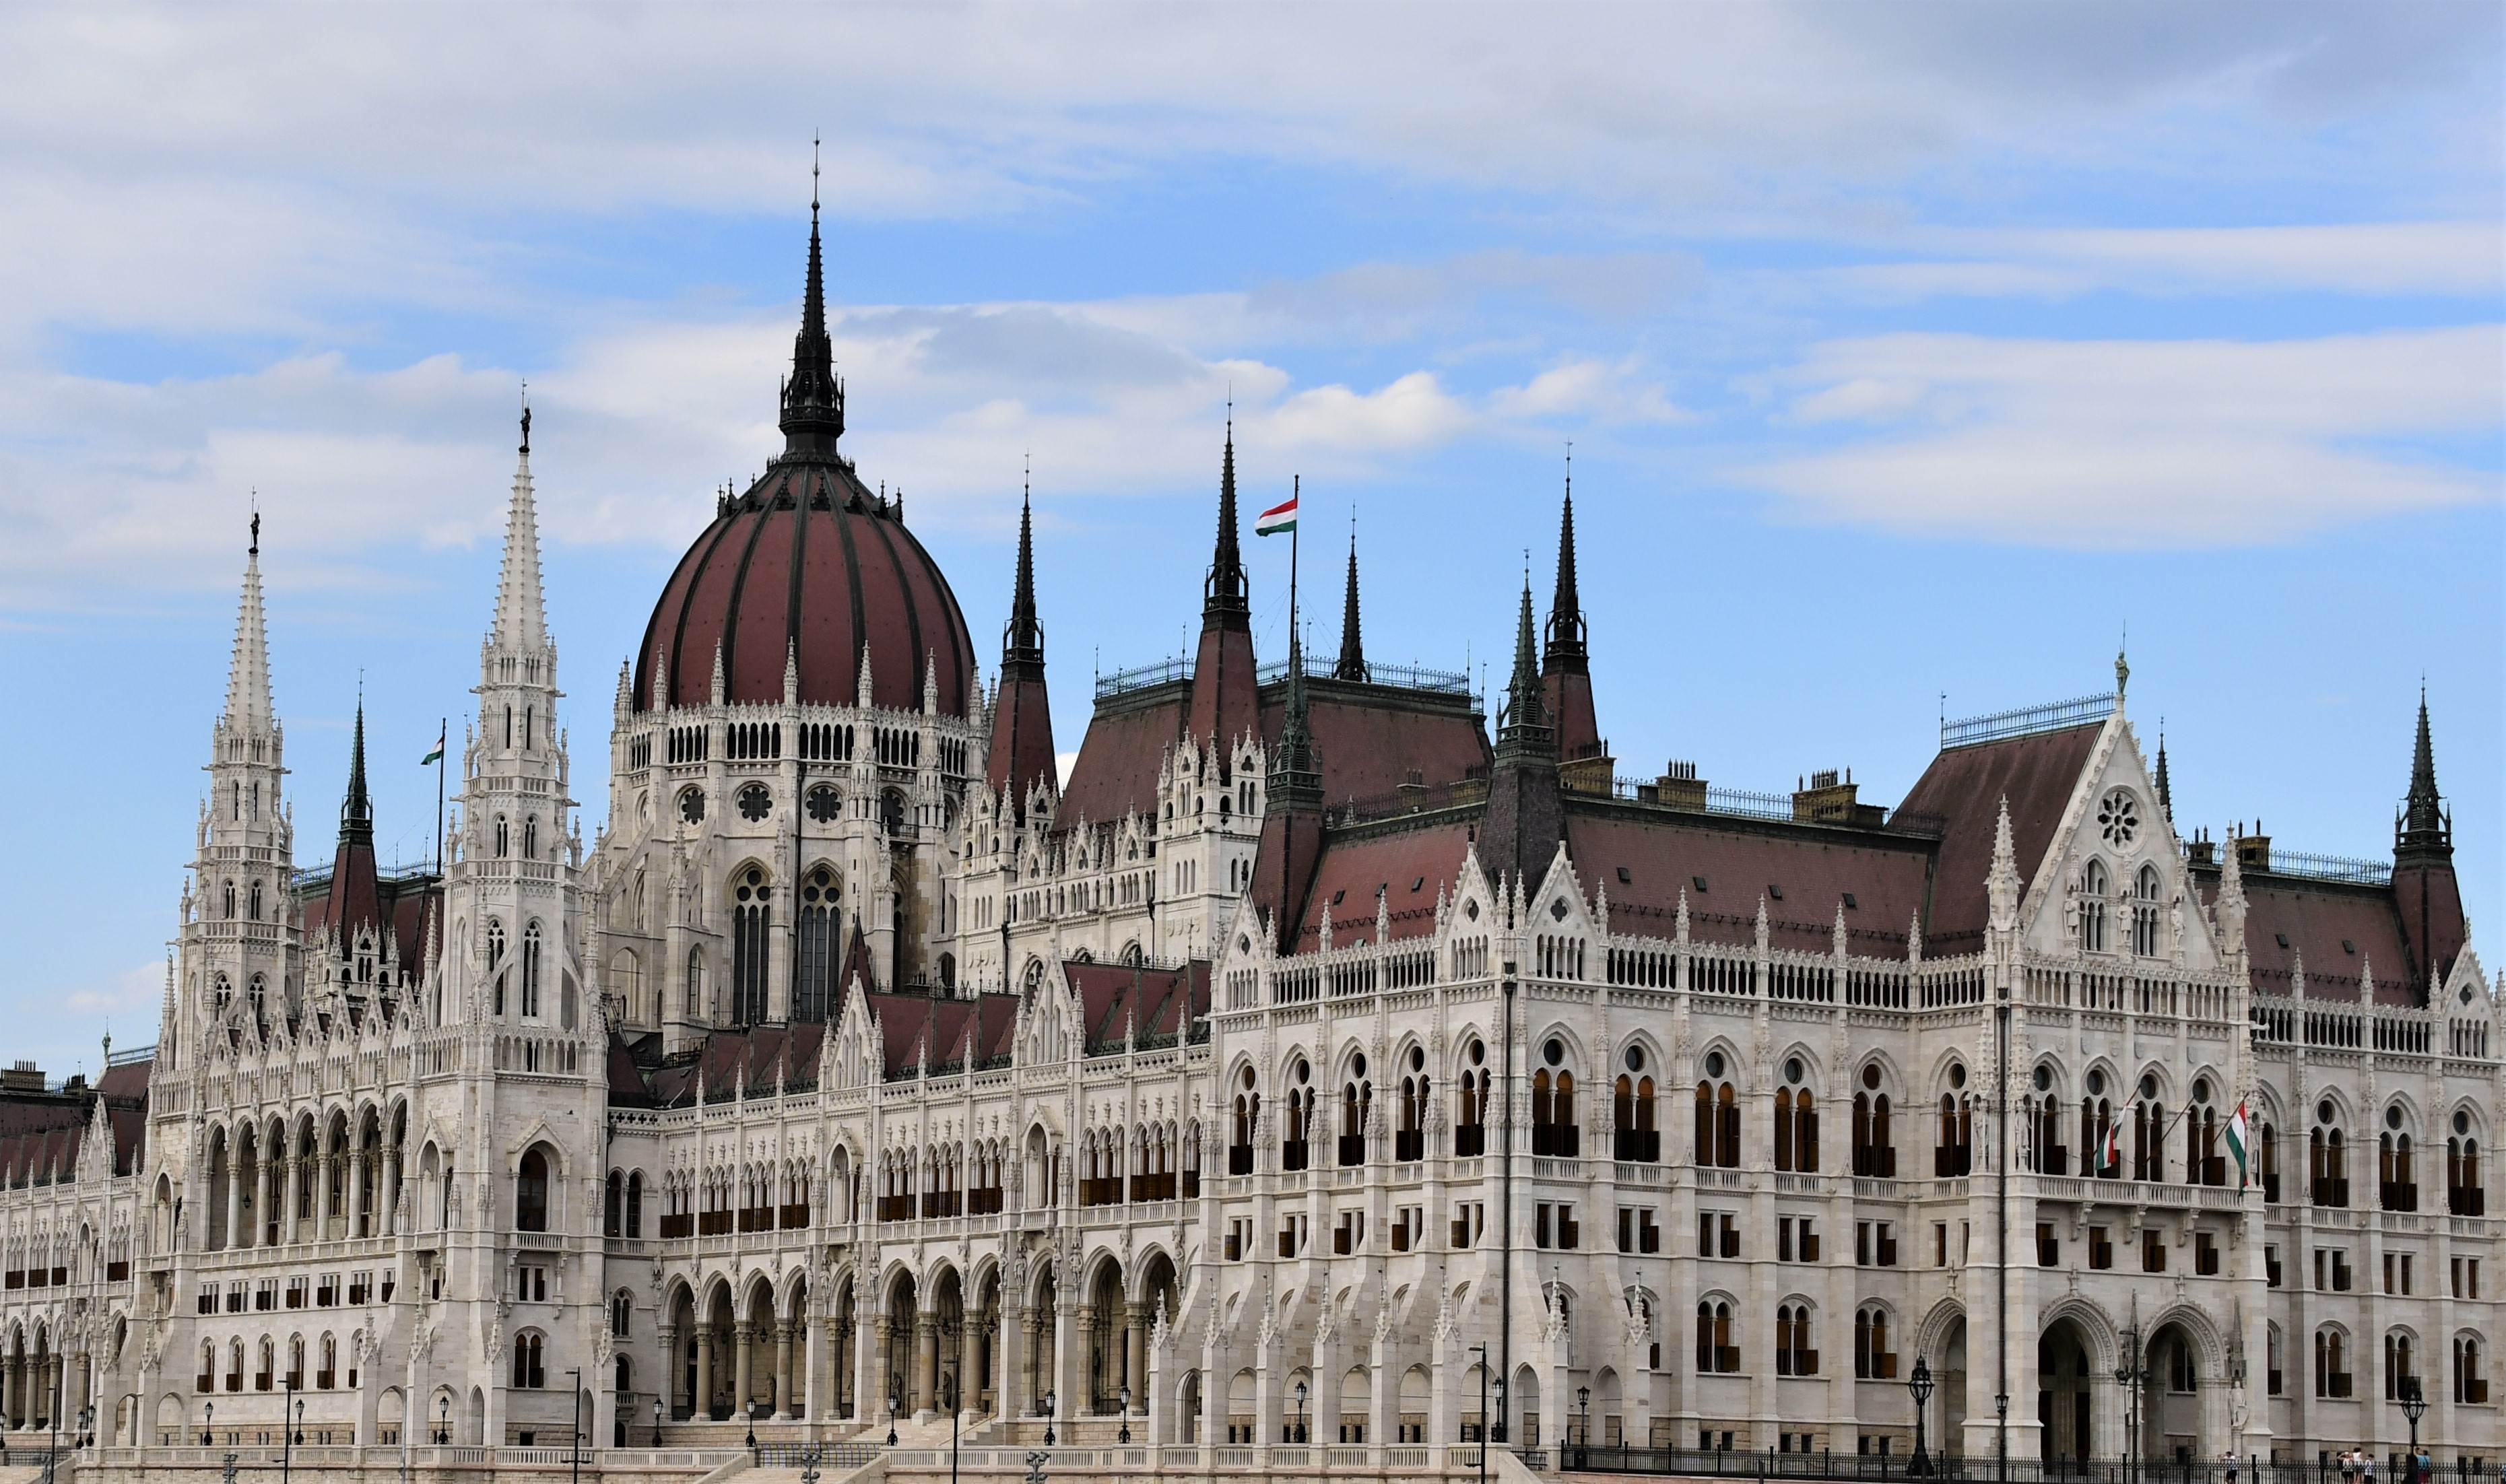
[435,717,447,878]
[1289,475,1299,655]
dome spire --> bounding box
[1333,510,1367,683]
[341,692,374,846]
[1203,409,1248,617]
[490,389,549,656]
[779,138,845,457]
[223,512,273,734]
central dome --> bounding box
[631,201,978,718]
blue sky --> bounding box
[0,2,2497,1077]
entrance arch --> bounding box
[2040,1317,2095,1468]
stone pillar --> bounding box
[773,1324,793,1419]
[1051,1300,1079,1426]
[694,1328,713,1421]
[223,1159,242,1251]
[314,1155,332,1241]
[917,1318,940,1419]
[283,1156,302,1244]
[347,1149,366,1238]
[383,1146,402,1236]
[732,1323,753,1421]
[1127,1303,1149,1412]
[656,1324,678,1419]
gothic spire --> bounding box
[2398,687,2451,861]
[1203,417,1248,619]
[1333,519,1367,683]
[1005,482,1043,665]
[223,516,273,733]
[1496,572,1552,760]
[1543,467,1586,665]
[779,145,845,458]
[341,697,374,846]
[2154,727,2173,820]
[490,401,550,656]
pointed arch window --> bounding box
[2381,1120,2418,1211]
[515,1147,550,1232]
[2132,865,2163,956]
[1773,1060,1816,1172]
[1937,1089,1974,1177]
[224,880,238,919]
[487,920,508,1016]
[520,922,543,1019]
[686,948,704,1017]
[510,1332,544,1389]
[795,867,837,1024]
[1775,1305,1816,1376]
[1531,1062,1577,1158]
[1694,1069,1738,1169]
[2385,1332,2418,1400]
[2312,1106,2350,1207]
[2078,860,2109,953]
[1397,1048,1429,1163]
[1340,1060,1373,1166]
[1851,1064,1894,1176]
[731,868,771,1026]
[2456,1336,2488,1404]
[249,880,264,922]
[1282,1060,1313,1172]
[1455,1040,1488,1158]
[2448,1121,2484,1215]
[523,817,538,861]
[494,816,509,858]
[1614,1069,1660,1163]
[1230,1066,1261,1175]
[1854,1308,1897,1378]
[1695,1301,1738,1373]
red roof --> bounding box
[1566,807,1934,955]
[1896,722,2105,951]
[1060,687,1189,826]
[1061,962,1210,1049]
[634,468,977,718]
[1270,679,1492,806]
[1284,819,1476,955]
[2198,870,2418,1007]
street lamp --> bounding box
[565,1367,587,1484]
[2115,1325,2150,1484]
[1907,1355,1936,1479]
[76,1403,93,1451]
[281,1389,302,1484]
[948,1374,964,1484]
[1118,1384,1131,1447]
[202,1399,216,1448]
[1469,1343,1490,1484]
[2402,1377,2429,1462]
[888,1387,901,1448]
[1293,1380,1308,1446]
[437,1394,451,1446]
[1043,1388,1057,1447]
[653,1396,663,1449]
[1577,1386,1591,1468]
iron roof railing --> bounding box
[1942,693,2114,749]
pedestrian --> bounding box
[2345,1449,2360,1484]
[2365,1450,2379,1484]
[2225,1448,2241,1484]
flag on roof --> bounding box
[1254,494,1297,537]
[420,725,444,766]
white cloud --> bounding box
[1489,357,1693,425]
[1738,325,2503,545]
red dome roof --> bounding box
[634,461,977,716]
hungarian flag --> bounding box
[2227,1101,2251,1186]
[2103,1110,2123,1175]
[420,726,444,766]
[1254,494,1298,537]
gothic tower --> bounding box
[985,486,1056,821]
[1187,424,1259,750]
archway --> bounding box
[2039,1318,2095,1469]
[2146,1322,2202,1461]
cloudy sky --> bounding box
[1,3,2497,1075]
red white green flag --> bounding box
[2227,1100,2251,1185]
[1254,494,1298,537]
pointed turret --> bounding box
[985,486,1057,818]
[341,700,373,846]
[2154,729,2173,821]
[1986,795,2022,935]
[2394,689,2466,996]
[1251,570,1325,951]
[321,698,385,945]
[1481,574,1562,891]
[1541,474,1604,775]
[779,157,845,458]
[1187,421,1259,749]
[226,517,273,734]
[1333,525,1368,683]
[492,422,550,654]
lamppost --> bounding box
[652,1397,663,1449]
[564,1367,586,1484]
[281,1388,302,1484]
[76,1403,92,1452]
[44,1358,59,1484]
[948,1374,964,1484]
[2401,1378,2429,1469]
[1576,1386,1591,1469]
[1293,1379,1308,1445]
[1996,1392,2010,1484]
[1117,1384,1131,1447]
[202,1399,216,1448]
[888,1386,901,1448]
[1042,1388,1057,1447]
[1908,1355,1936,1479]
[2115,1325,2150,1484]
[436,1394,451,1446]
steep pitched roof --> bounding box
[1282,818,1476,955]
[1564,806,1933,955]
[1895,722,2104,950]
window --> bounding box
[487,920,508,1015]
[2385,1333,2419,1401]
[2267,1244,2283,1287]
[1773,1066,1817,1171]
[1856,1221,1896,1267]
[516,1147,550,1232]
[1613,1071,1659,1163]
[1695,1302,1738,1373]
[2168,1337,2198,1393]
[1936,1081,1973,1176]
[2385,1252,2416,1296]
[1531,1062,1575,1158]
[1851,1066,1894,1176]
[731,868,771,1026]
[1230,1066,1261,1174]
[795,868,838,1023]
[1695,1063,1738,1168]
[2455,1257,2482,1300]
[1700,1211,1738,1259]
[1226,1217,1253,1260]
[1399,1049,1431,1163]
[1282,1060,1313,1172]
[516,1266,548,1302]
[2141,1229,2167,1273]
[1620,1207,1661,1254]
[510,1333,546,1390]
[2311,1108,2350,1207]
[2037,1223,2059,1267]
[2316,1247,2353,1292]
[1776,1306,1816,1376]
[1778,1215,1818,1262]
[2456,1337,2488,1405]
[1341,1063,1375,1167]
[2197,1232,2219,1276]
[1853,1308,1897,1379]
[625,1170,642,1238]
[520,922,543,1017]
[2132,865,2163,956]
[1449,1203,1485,1249]
[2078,860,2109,953]
[1535,1203,1578,1250]
[318,1334,337,1390]
[612,1290,632,1337]
[2450,1128,2486,1215]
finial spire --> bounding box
[1203,417,1247,617]
[2398,685,2451,860]
[1005,475,1043,663]
[341,695,373,844]
[2154,721,2173,819]
[519,379,531,455]
[1334,510,1366,683]
[1543,455,1587,664]
[1497,568,1552,757]
[224,519,274,733]
[490,414,550,654]
[779,146,845,457]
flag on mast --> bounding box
[420,725,445,766]
[2227,1100,2251,1186]
[1255,492,1298,537]
[2103,1108,2123,1175]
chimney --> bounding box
[2233,821,2272,875]
[1645,760,1707,811]
[1,1061,44,1094]
[1794,768,1885,828]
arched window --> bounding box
[1614,1071,1660,1163]
[1695,1302,1736,1373]
[2455,1336,2488,1405]
[249,880,264,921]
[1773,1061,1816,1172]
[318,1334,337,1390]
[1397,1048,1430,1163]
[486,920,508,1016]
[510,1333,545,1389]
[2449,1122,2485,1215]
[731,867,771,1025]
[1230,1067,1261,1175]
[287,1336,304,1390]
[2029,1084,2068,1175]
[198,1340,216,1393]
[2315,1328,2352,1398]
[257,1337,275,1391]
[604,1172,623,1238]
[494,816,509,858]
[2311,1102,2350,1207]
[2381,1112,2419,1211]
[2078,860,2108,953]
[523,817,538,861]
[795,867,837,1023]
[1340,1060,1372,1167]
[1936,1070,1973,1176]
[2385,1332,2418,1399]
[1776,1305,1815,1376]
[2132,865,2163,956]
[224,880,237,919]
[520,922,543,1018]
[686,948,704,1017]
[1852,1064,1895,1176]
[1455,1040,1488,1157]
[1282,1060,1313,1172]
[1532,1059,1579,1158]
[625,1170,643,1238]
[516,1147,550,1232]
[612,1291,632,1337]
[1694,1058,1738,1169]
[1854,1308,1897,1378]
[2260,1122,2281,1202]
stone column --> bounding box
[694,1328,713,1421]
[347,1149,366,1238]
[282,1156,302,1244]
[223,1158,242,1251]
[1126,1303,1149,1412]
[655,1324,678,1420]
[772,1324,793,1419]
[916,1318,939,1418]
[73,1350,90,1434]
[314,1155,332,1242]
[732,1323,753,1421]
[383,1145,402,1236]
